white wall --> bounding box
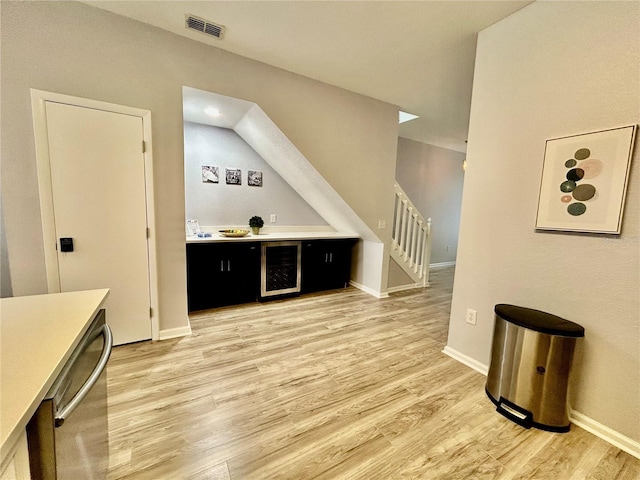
[387,258,414,289]
[0,206,12,298]
[448,1,639,444]
[396,138,465,265]
[184,122,327,228]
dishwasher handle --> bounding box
[55,324,113,427]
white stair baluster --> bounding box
[390,183,433,287]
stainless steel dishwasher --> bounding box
[27,309,112,480]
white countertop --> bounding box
[0,289,109,460]
[187,231,360,244]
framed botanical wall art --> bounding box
[535,125,637,234]
[225,168,241,185]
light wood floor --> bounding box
[106,267,640,479]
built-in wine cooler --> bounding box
[261,241,301,298]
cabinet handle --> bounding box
[227,260,231,271]
[325,253,328,263]
[220,260,224,272]
[329,253,333,263]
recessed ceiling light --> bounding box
[205,107,220,117]
[399,111,419,124]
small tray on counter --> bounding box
[219,229,250,238]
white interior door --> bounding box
[44,101,151,345]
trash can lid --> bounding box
[494,304,585,337]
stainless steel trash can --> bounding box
[486,304,584,432]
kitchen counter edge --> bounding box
[0,289,110,462]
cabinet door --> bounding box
[186,243,211,311]
[225,243,260,305]
[187,242,259,311]
[301,240,354,293]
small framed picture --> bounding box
[226,168,241,185]
[186,219,201,236]
[248,170,263,187]
[535,125,636,234]
[201,166,219,183]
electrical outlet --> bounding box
[270,214,277,223]
[378,220,386,229]
[466,309,477,326]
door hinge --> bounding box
[142,141,146,153]
[150,307,153,317]
[146,227,150,238]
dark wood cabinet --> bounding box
[186,242,260,311]
[187,238,356,311]
[301,239,355,293]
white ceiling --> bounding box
[85,1,532,153]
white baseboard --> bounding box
[569,410,640,459]
[442,345,489,375]
[387,282,423,294]
[430,261,456,268]
[349,280,389,298]
[158,323,192,340]
[443,345,640,459]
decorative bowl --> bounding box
[219,229,250,238]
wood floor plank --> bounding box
[106,266,640,479]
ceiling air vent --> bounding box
[185,14,225,40]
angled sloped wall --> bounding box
[235,104,388,294]
[183,122,329,227]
